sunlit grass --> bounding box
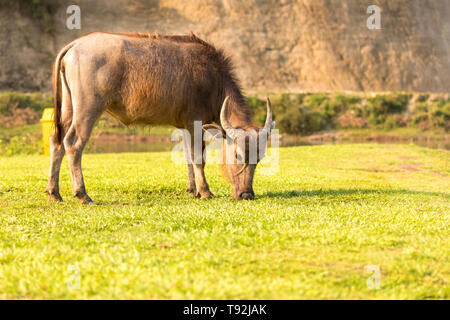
[0,144,448,299]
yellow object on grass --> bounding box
[40,108,55,156]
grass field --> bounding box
[0,144,448,299]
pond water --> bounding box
[86,132,450,153]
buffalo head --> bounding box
[205,96,274,200]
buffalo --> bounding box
[45,32,274,204]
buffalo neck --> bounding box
[220,81,253,129]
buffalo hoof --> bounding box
[77,195,95,205]
[48,193,63,202]
[241,192,254,200]
[199,190,214,199]
[79,198,96,205]
[187,188,200,198]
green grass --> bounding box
[0,144,448,299]
[0,124,42,139]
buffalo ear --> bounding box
[202,123,226,140]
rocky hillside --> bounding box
[1,0,449,93]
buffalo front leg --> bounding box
[45,133,65,201]
[191,160,213,199]
[187,130,213,199]
[186,163,197,198]
[182,131,197,197]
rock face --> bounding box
[1,0,449,93]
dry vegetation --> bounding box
[1,91,449,155]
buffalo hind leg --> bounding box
[45,134,65,201]
[45,70,72,202]
[64,123,96,204]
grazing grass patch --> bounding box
[0,144,448,299]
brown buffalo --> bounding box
[45,32,274,204]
